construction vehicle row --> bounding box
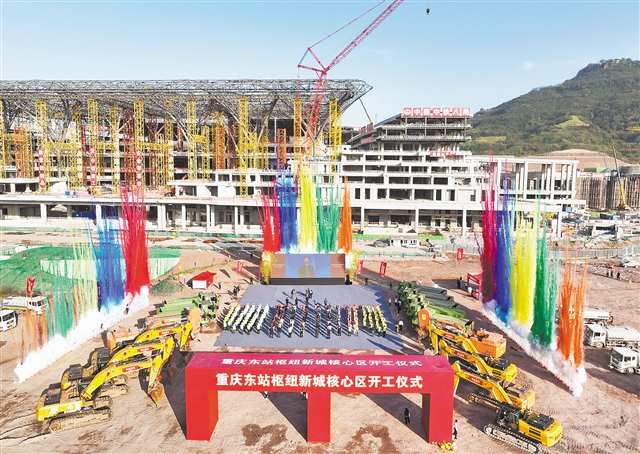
[35,320,193,432]
[583,307,613,326]
[609,347,640,374]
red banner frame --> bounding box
[185,352,454,444]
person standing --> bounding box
[398,320,404,333]
[403,407,410,425]
[453,419,459,440]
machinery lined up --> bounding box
[35,320,192,432]
[399,281,564,453]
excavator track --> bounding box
[483,424,540,454]
[46,408,112,433]
[468,392,504,412]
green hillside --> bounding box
[469,58,640,162]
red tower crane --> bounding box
[297,0,405,152]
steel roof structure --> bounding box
[0,79,371,130]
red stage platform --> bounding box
[185,352,454,444]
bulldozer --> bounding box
[438,338,517,383]
[451,361,562,453]
[36,336,175,432]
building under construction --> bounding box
[0,79,581,236]
[577,166,640,210]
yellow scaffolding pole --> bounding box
[328,98,341,175]
[238,96,249,197]
[276,128,287,169]
[293,96,303,163]
[186,99,197,180]
[13,128,33,178]
[200,125,210,179]
[70,104,84,189]
[133,98,145,191]
[109,106,120,191]
[259,132,268,170]
[164,101,174,189]
[0,99,5,178]
[35,100,50,191]
[87,98,100,186]
[213,112,226,170]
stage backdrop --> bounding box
[270,253,345,284]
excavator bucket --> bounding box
[149,383,165,406]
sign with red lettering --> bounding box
[185,352,454,444]
[402,107,471,118]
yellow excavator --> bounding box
[104,320,193,352]
[427,320,507,359]
[60,337,174,392]
[451,361,562,453]
[438,338,517,383]
[36,336,175,432]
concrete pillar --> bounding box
[181,204,187,230]
[95,204,102,223]
[414,208,419,231]
[360,206,365,230]
[233,206,238,234]
[523,162,529,199]
[157,205,166,230]
[555,210,562,238]
[39,203,47,222]
[206,204,211,231]
[10,183,16,193]
[211,206,216,231]
[67,205,72,219]
[550,163,556,198]
[240,207,245,226]
[462,208,468,237]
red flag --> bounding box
[357,260,364,273]
[26,276,36,297]
[379,261,387,277]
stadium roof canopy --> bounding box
[0,79,371,130]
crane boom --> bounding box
[298,0,405,151]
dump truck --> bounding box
[584,324,640,349]
[583,307,613,326]
[1,295,47,315]
[609,347,640,374]
[451,361,562,454]
[36,336,175,432]
[0,309,18,332]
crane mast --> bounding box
[298,0,404,153]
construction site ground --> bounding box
[0,237,638,454]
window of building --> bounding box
[413,177,430,185]
[365,177,383,184]
[389,177,409,184]
[415,189,433,200]
[377,189,386,199]
[355,188,360,199]
[434,177,448,185]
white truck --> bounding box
[584,324,640,349]
[0,296,47,315]
[583,307,613,326]
[0,309,18,332]
[609,347,640,374]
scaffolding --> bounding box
[213,111,226,170]
[164,101,174,188]
[35,100,50,191]
[328,98,341,174]
[13,128,33,178]
[238,96,249,197]
[276,128,287,169]
[109,106,120,191]
[199,125,211,180]
[69,104,84,189]
[133,98,145,191]
[259,132,268,170]
[293,96,303,162]
[87,98,100,187]
[186,99,197,180]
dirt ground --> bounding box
[0,243,638,454]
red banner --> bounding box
[235,260,244,273]
[185,352,454,444]
[379,261,387,277]
[456,247,464,261]
[357,259,364,273]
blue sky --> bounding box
[1,0,638,125]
